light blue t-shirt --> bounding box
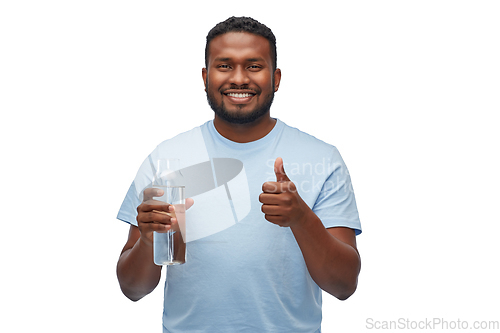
[117,119,361,333]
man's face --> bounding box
[202,32,281,124]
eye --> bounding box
[248,64,262,71]
[217,64,231,70]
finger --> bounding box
[142,210,174,225]
[143,187,165,201]
[262,181,296,194]
[143,197,169,206]
[259,192,282,205]
[138,202,172,213]
[274,157,290,183]
[140,220,173,234]
[152,209,175,218]
[262,181,281,194]
[261,204,283,215]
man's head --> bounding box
[205,16,277,72]
[203,17,281,125]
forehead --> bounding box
[207,32,272,64]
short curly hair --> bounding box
[205,16,277,71]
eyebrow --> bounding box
[214,57,231,62]
[246,57,266,62]
[214,57,266,63]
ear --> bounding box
[273,68,281,92]
[202,68,208,91]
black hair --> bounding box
[205,16,277,71]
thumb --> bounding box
[185,198,194,210]
[274,157,290,182]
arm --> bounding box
[291,218,360,300]
[259,158,361,300]
[116,187,175,301]
[116,225,162,301]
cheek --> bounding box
[207,72,226,87]
[205,78,221,97]
[253,73,274,89]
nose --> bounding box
[229,66,250,85]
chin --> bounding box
[207,93,274,125]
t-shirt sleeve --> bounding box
[117,152,158,226]
[117,181,140,226]
[312,148,362,235]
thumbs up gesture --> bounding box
[259,157,313,228]
[274,156,290,182]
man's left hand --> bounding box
[259,157,313,228]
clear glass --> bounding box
[150,158,186,265]
[152,158,180,187]
[153,185,186,265]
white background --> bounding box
[1,1,499,332]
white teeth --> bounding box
[227,93,252,98]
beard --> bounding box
[205,82,275,125]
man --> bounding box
[117,16,361,332]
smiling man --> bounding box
[203,26,281,142]
[204,31,279,122]
[117,17,362,333]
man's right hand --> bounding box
[136,188,194,246]
[136,187,176,246]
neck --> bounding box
[213,113,277,143]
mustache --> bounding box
[221,85,260,94]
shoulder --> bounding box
[156,121,210,150]
[151,121,211,168]
[279,120,340,157]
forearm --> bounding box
[116,238,162,301]
[291,212,361,300]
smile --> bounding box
[222,90,257,104]
[226,93,254,98]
